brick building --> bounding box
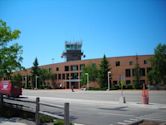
[19,55,152,89]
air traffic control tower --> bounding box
[62,41,85,62]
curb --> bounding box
[74,123,85,125]
[24,95,166,109]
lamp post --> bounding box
[25,76,27,89]
[69,76,71,89]
[85,73,89,90]
[78,75,80,89]
[107,71,111,91]
[35,76,39,89]
[119,74,126,103]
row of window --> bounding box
[55,73,80,80]
[64,64,85,71]
[20,73,80,81]
[125,68,151,77]
[116,60,148,67]
[54,64,85,72]
[56,60,149,72]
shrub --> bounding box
[53,119,73,125]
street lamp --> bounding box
[78,75,80,89]
[107,71,111,91]
[85,73,89,90]
[35,76,39,89]
[25,76,27,89]
[69,76,71,89]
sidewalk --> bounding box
[0,117,35,125]
[25,95,166,110]
[0,117,83,125]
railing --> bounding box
[0,94,70,125]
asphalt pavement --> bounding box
[1,90,166,125]
[22,89,166,125]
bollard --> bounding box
[142,95,149,104]
[64,103,70,125]
[119,96,126,103]
[35,97,40,125]
[142,84,149,104]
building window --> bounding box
[65,66,69,71]
[62,74,65,80]
[66,73,69,80]
[55,74,57,80]
[132,69,136,76]
[71,65,78,71]
[113,81,117,84]
[71,73,78,79]
[144,60,147,64]
[140,68,145,76]
[126,80,131,85]
[116,61,120,66]
[48,68,51,72]
[125,69,131,77]
[129,61,133,65]
[58,74,61,80]
[56,67,59,71]
[80,64,85,70]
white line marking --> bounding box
[117,122,128,125]
[130,118,138,121]
[98,112,134,117]
[124,120,134,123]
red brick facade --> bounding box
[19,55,153,89]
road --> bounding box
[7,90,166,125]
[22,89,166,104]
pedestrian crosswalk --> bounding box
[114,118,141,125]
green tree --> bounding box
[11,74,22,87]
[31,58,40,88]
[39,68,52,88]
[99,55,111,89]
[81,63,99,86]
[133,55,141,89]
[148,43,166,85]
[147,69,160,84]
[0,19,23,79]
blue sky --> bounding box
[0,0,166,68]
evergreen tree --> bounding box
[133,55,141,89]
[31,58,40,88]
[11,74,22,87]
[99,55,111,89]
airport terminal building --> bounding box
[19,42,153,89]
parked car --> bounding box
[0,80,22,97]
